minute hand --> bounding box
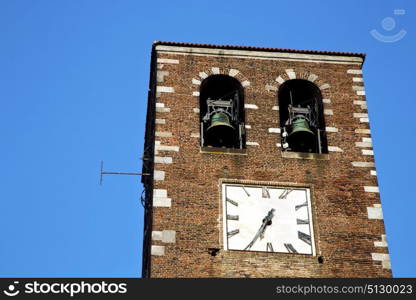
[244,209,275,250]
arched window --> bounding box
[278,79,328,154]
[200,75,245,149]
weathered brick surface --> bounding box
[144,45,391,278]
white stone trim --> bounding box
[362,149,374,156]
[320,83,331,90]
[199,72,208,79]
[229,69,240,77]
[276,76,285,84]
[354,100,367,110]
[246,141,259,146]
[268,128,281,133]
[324,109,333,115]
[155,119,165,124]
[154,156,173,164]
[322,98,331,104]
[325,127,338,132]
[286,69,296,79]
[157,58,179,64]
[353,113,368,118]
[357,90,366,96]
[354,100,366,105]
[245,104,258,109]
[157,71,169,82]
[190,132,200,138]
[360,117,369,123]
[151,245,165,256]
[152,230,176,243]
[356,142,372,148]
[356,137,372,147]
[352,161,375,167]
[154,189,167,197]
[374,235,388,248]
[193,108,200,113]
[276,143,281,148]
[347,69,363,74]
[154,170,165,181]
[364,186,379,193]
[211,67,220,74]
[353,77,363,82]
[355,129,371,134]
[156,107,171,113]
[155,145,180,152]
[192,78,201,85]
[245,125,251,129]
[241,80,250,87]
[156,86,175,93]
[328,146,343,152]
[192,91,200,96]
[162,230,176,243]
[211,67,221,75]
[371,170,377,176]
[371,253,391,269]
[367,204,383,219]
[152,231,163,241]
[153,197,171,207]
[155,131,172,137]
[308,73,318,82]
[153,189,171,207]
[272,106,279,110]
[352,85,365,91]
[156,103,165,108]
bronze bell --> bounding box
[205,112,235,147]
[287,116,315,152]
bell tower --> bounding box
[141,41,392,278]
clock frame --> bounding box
[222,183,316,256]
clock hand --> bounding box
[244,224,265,250]
[244,209,275,250]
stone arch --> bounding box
[276,75,330,154]
[191,68,247,149]
[191,67,250,93]
[266,69,331,97]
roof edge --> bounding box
[152,41,366,59]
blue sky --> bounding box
[0,0,414,277]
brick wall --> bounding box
[143,43,391,278]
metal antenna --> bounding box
[100,160,151,185]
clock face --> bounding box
[222,184,315,255]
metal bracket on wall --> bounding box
[99,160,151,185]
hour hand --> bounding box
[244,209,275,250]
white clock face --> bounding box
[222,184,315,255]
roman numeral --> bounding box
[227,215,239,221]
[284,243,298,253]
[226,197,238,207]
[262,187,270,198]
[266,242,274,252]
[242,186,250,197]
[295,201,308,211]
[297,218,309,225]
[279,188,293,199]
[298,231,311,246]
[227,229,239,238]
